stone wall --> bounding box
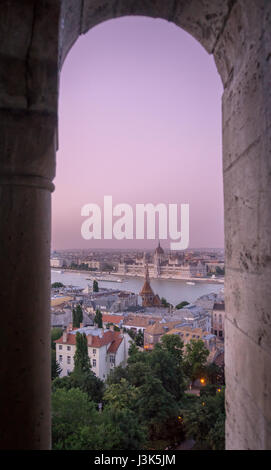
[0,0,270,449]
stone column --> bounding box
[214,0,271,449]
[0,0,60,448]
[0,109,56,449]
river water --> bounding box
[51,269,223,306]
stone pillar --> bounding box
[0,110,56,449]
[0,0,60,448]
[214,0,271,449]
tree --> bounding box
[183,339,210,384]
[126,328,144,347]
[106,322,120,332]
[127,343,148,364]
[51,327,63,350]
[136,376,179,434]
[161,297,173,308]
[148,345,185,401]
[159,334,184,364]
[182,387,225,450]
[127,361,153,388]
[94,309,103,328]
[74,332,91,373]
[96,406,147,450]
[103,378,139,410]
[106,365,129,385]
[51,348,62,380]
[51,282,65,288]
[52,386,146,450]
[216,266,225,276]
[175,301,189,310]
[72,370,105,403]
[93,280,99,292]
[52,387,99,450]
[52,331,104,402]
[72,304,83,328]
[204,362,225,386]
[134,329,144,347]
[52,367,104,403]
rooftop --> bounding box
[55,327,122,349]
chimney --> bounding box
[87,335,92,346]
[63,329,67,343]
[68,322,73,331]
[109,325,114,331]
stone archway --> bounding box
[0,0,270,450]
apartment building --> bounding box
[55,324,130,380]
[211,302,225,339]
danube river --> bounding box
[51,270,223,306]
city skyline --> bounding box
[53,16,224,250]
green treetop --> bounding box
[73,332,91,373]
[183,339,210,384]
[94,309,103,328]
[72,304,83,328]
[51,282,65,288]
[52,387,98,450]
[93,280,99,292]
[175,301,189,310]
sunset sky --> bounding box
[53,16,224,250]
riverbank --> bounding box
[51,269,223,306]
[51,267,224,284]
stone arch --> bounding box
[0,0,270,450]
[59,0,233,68]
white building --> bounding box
[50,257,64,268]
[55,324,131,381]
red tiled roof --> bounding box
[102,314,124,324]
[123,315,160,328]
[55,333,76,345]
[55,329,121,349]
[107,335,123,354]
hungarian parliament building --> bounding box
[118,241,208,280]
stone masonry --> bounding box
[0,0,270,449]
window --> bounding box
[109,355,115,364]
[67,346,71,351]
[59,345,62,350]
[93,359,96,367]
[67,356,71,364]
[93,349,96,354]
[59,355,63,363]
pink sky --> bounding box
[53,17,224,250]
